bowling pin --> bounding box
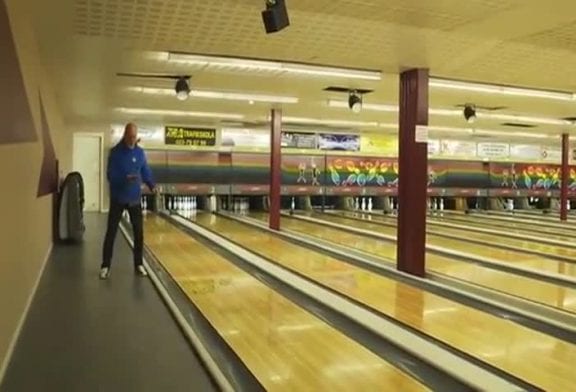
[567,200,571,211]
[354,198,359,211]
[143,196,148,211]
[433,199,438,211]
[439,198,444,211]
[291,197,296,211]
[361,198,366,211]
[368,197,373,212]
[427,198,431,211]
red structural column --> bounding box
[560,133,569,222]
[396,69,429,277]
[269,108,282,230]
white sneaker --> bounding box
[99,267,110,280]
[135,265,148,277]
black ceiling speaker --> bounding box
[262,0,290,34]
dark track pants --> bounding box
[102,200,143,269]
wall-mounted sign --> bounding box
[415,125,429,144]
[165,126,216,146]
[541,147,561,162]
[510,144,541,160]
[318,134,360,151]
[440,140,477,157]
[428,140,440,156]
[477,142,510,158]
[360,133,398,155]
[221,128,268,148]
[282,132,318,149]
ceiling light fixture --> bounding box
[166,53,382,80]
[463,104,476,123]
[430,78,576,101]
[126,86,298,104]
[175,77,191,100]
[348,91,363,113]
[114,107,245,120]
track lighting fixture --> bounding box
[175,77,191,101]
[348,91,363,113]
[463,104,476,123]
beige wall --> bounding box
[0,0,71,376]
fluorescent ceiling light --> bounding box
[115,107,244,120]
[430,78,576,101]
[427,126,474,134]
[126,86,298,104]
[328,99,568,125]
[473,129,554,139]
[428,125,554,139]
[166,53,382,81]
[476,112,570,126]
[281,116,396,129]
[327,99,398,112]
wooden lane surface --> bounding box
[143,215,427,392]
[429,215,575,242]
[361,211,576,243]
[194,214,576,392]
[443,211,575,230]
[488,210,573,221]
[256,213,576,315]
[317,213,576,279]
[339,211,576,260]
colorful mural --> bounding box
[145,149,576,192]
[282,155,325,186]
[326,157,398,187]
[490,163,562,190]
[428,161,489,189]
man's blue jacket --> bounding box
[107,142,154,205]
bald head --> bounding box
[123,122,138,149]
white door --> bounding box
[73,134,101,212]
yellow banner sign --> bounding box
[165,126,216,146]
[361,134,398,155]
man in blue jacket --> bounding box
[101,123,155,279]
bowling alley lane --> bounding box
[250,213,576,315]
[315,213,576,278]
[488,210,573,221]
[193,214,576,391]
[430,215,576,242]
[443,210,574,231]
[142,215,427,391]
[338,211,576,259]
